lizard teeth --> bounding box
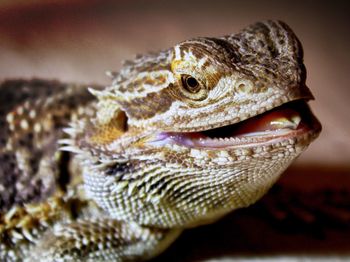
[148,128,299,148]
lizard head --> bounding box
[94,20,313,134]
[67,20,321,229]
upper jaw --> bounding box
[140,83,315,134]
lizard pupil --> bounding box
[182,75,200,93]
[186,77,198,88]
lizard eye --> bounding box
[181,75,200,93]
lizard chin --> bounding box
[150,100,321,149]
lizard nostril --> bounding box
[236,81,253,94]
[238,83,246,91]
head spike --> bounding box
[87,87,116,101]
[105,70,118,79]
[88,87,104,98]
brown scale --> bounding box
[0,79,96,212]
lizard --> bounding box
[0,20,321,261]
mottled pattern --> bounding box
[0,21,321,261]
[0,79,95,212]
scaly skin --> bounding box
[0,20,321,261]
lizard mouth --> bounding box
[150,100,321,149]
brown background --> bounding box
[0,0,349,260]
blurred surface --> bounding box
[0,0,349,260]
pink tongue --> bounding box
[190,107,302,139]
[229,108,301,136]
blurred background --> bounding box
[0,0,349,260]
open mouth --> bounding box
[150,100,321,149]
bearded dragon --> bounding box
[0,20,321,261]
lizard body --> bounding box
[0,21,321,261]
